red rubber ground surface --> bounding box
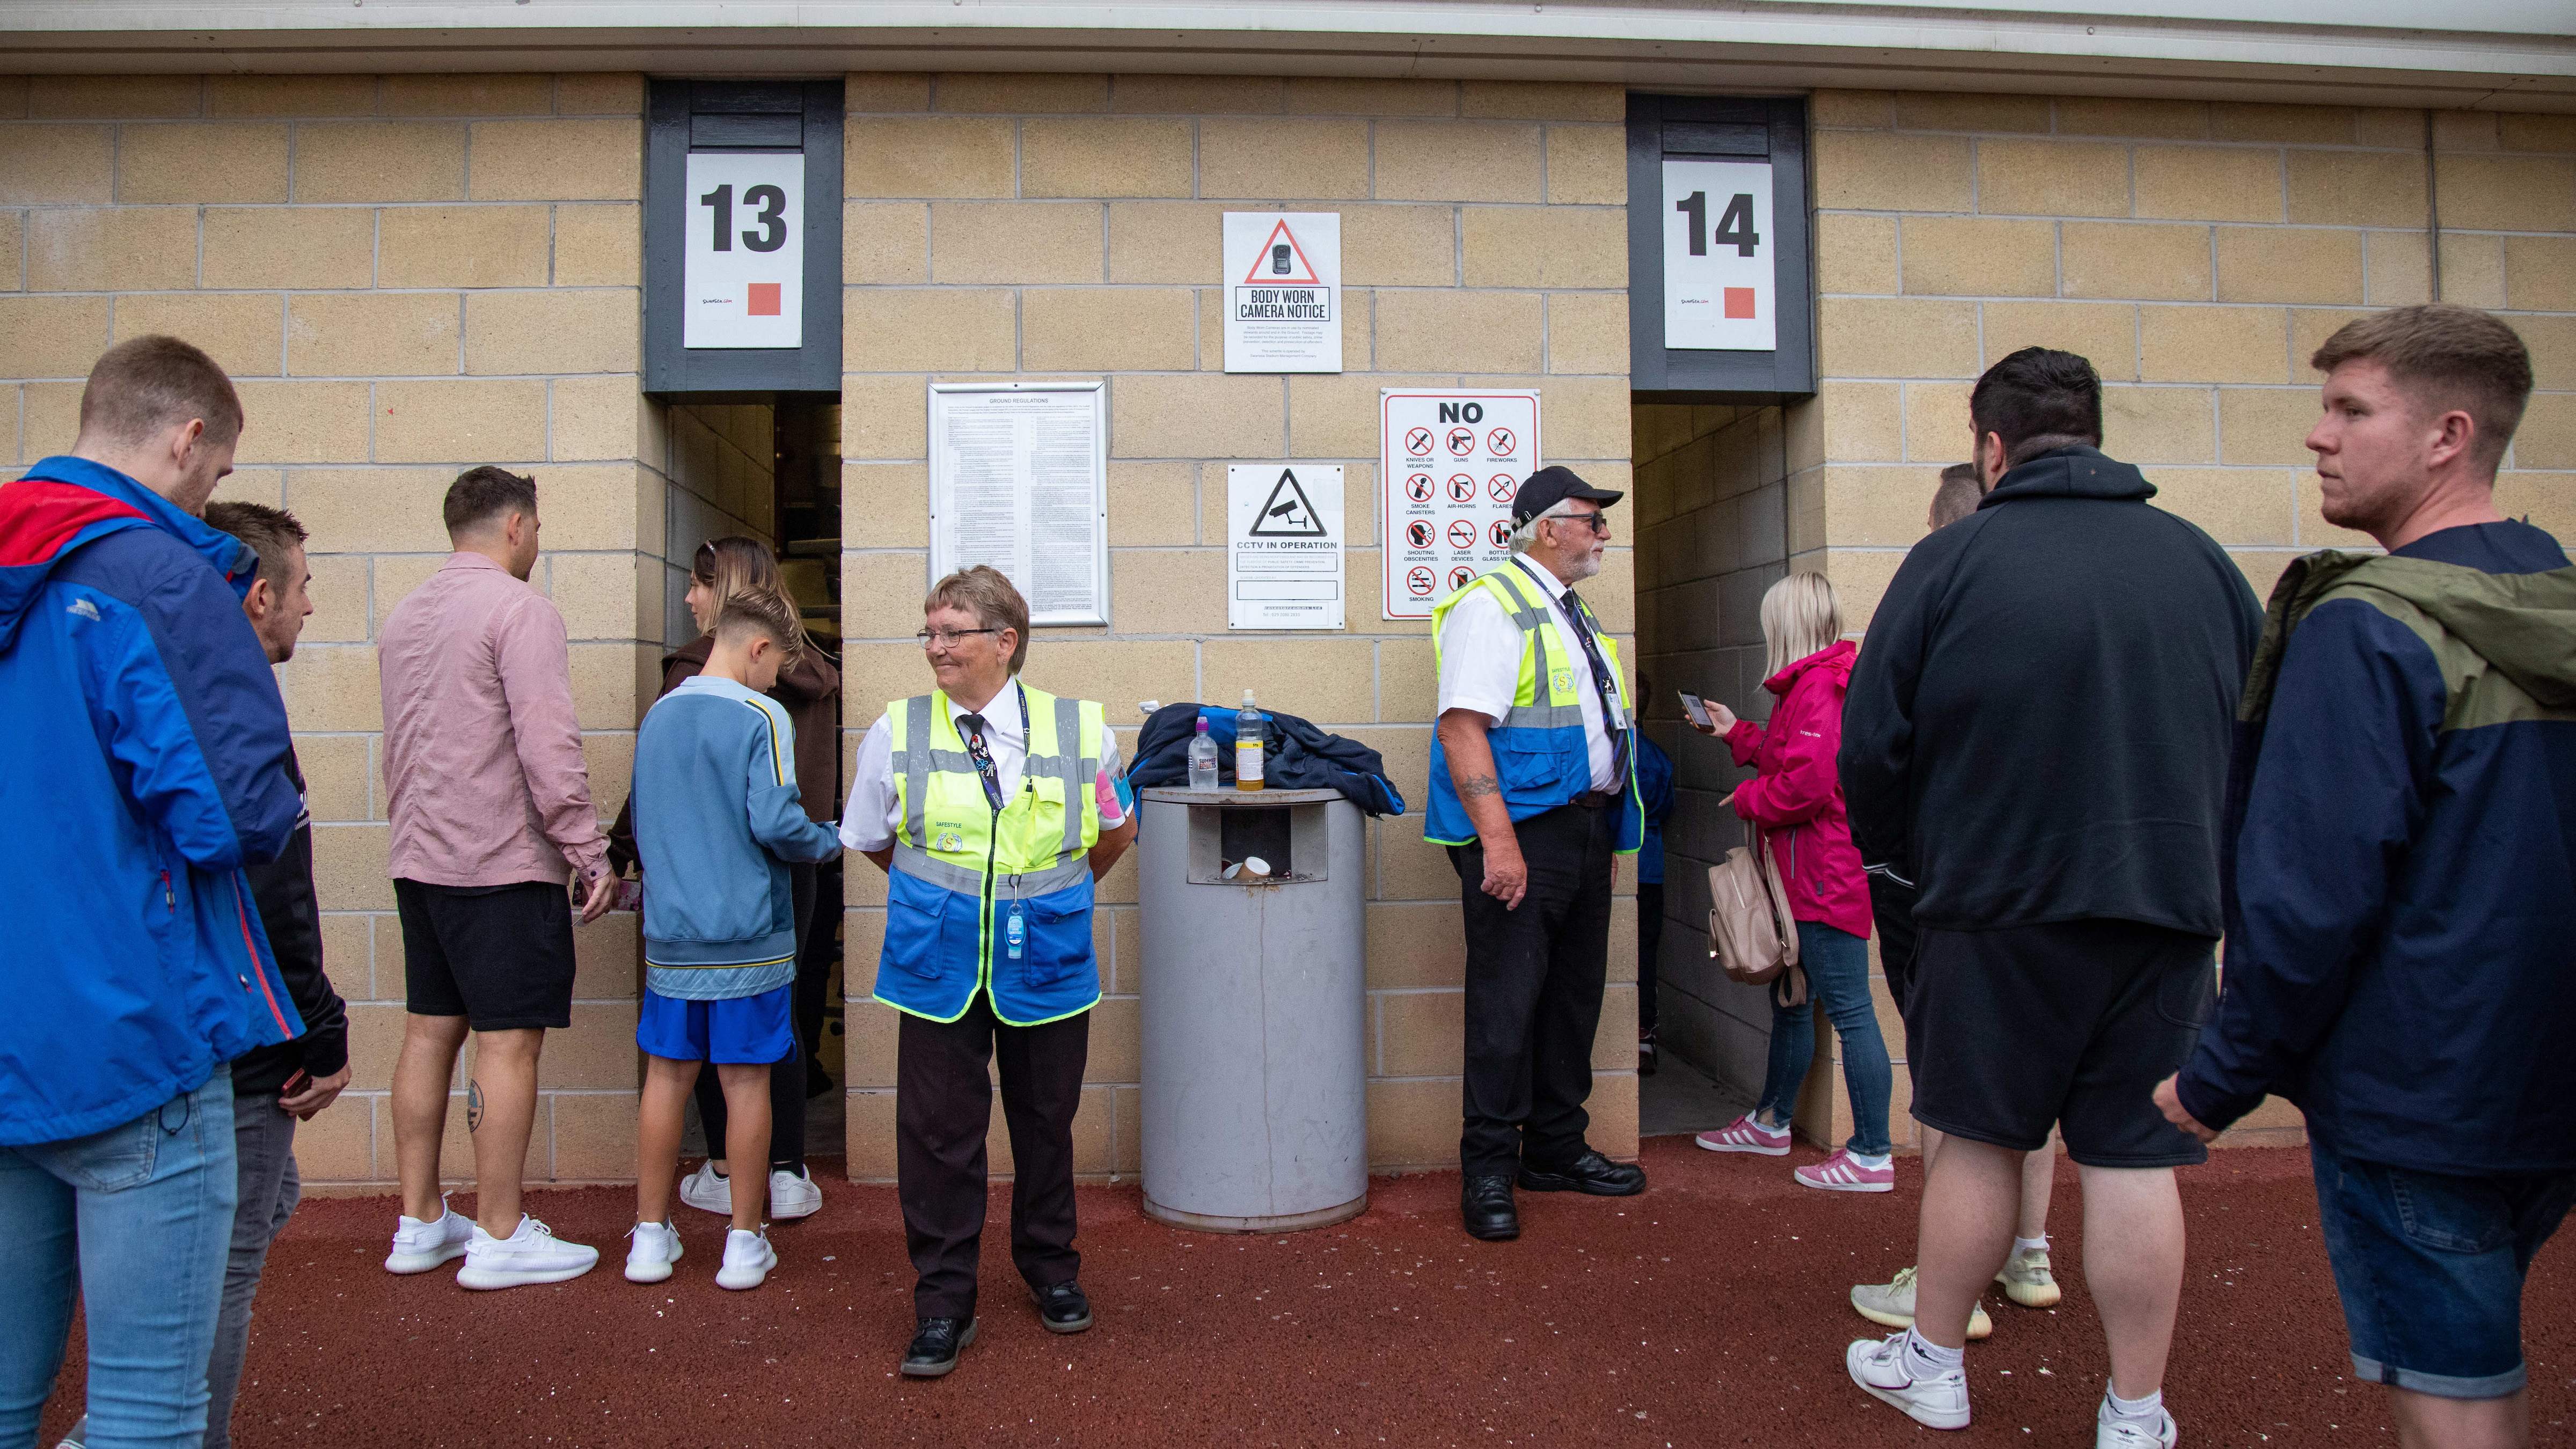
[38,1139,2573,1447]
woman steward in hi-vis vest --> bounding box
[840,565,1138,1380]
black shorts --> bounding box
[1908,918,2216,1169]
[1867,872,1922,1018]
[394,879,578,1031]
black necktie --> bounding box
[1559,589,1629,789]
[957,713,1006,813]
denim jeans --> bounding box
[2311,1135,2576,1400]
[1753,921,1893,1157]
[0,1065,238,1449]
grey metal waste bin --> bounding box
[1136,786,1367,1232]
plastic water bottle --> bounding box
[1188,717,1220,791]
[1235,690,1265,793]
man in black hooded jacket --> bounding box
[1836,348,2260,1448]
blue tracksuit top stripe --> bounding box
[2179,520,2576,1176]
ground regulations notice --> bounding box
[1379,390,1539,621]
[927,382,1108,627]
[1223,213,1341,374]
[1226,465,1344,630]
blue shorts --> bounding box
[636,984,795,1065]
[2311,1136,2576,1400]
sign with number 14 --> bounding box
[1660,158,1773,353]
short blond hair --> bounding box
[1760,572,1844,682]
[693,536,808,671]
[925,564,1029,674]
[713,589,803,664]
[2310,304,2532,470]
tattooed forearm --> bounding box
[1459,774,1501,799]
[466,1079,485,1134]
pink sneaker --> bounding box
[1695,1113,1791,1156]
[1796,1148,1896,1192]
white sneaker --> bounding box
[769,1166,823,1220]
[1847,1333,1971,1431]
[2096,1403,2179,1449]
[384,1196,474,1274]
[716,1227,776,1291]
[625,1220,683,1284]
[678,1161,733,1216]
[456,1214,600,1290]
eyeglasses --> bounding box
[1541,510,1610,536]
[917,627,1001,648]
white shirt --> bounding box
[1435,554,1625,791]
[840,685,1124,853]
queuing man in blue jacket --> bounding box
[2158,306,2575,1449]
[0,338,304,1449]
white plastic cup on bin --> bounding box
[1136,785,1367,1232]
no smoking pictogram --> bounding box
[1488,474,1515,502]
[1404,428,1433,456]
[1404,473,1432,503]
[1446,428,1476,457]
[1447,474,1476,503]
[1447,519,1478,549]
[1406,566,1436,596]
[1486,427,1516,456]
[1404,520,1435,549]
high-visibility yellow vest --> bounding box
[1424,561,1642,852]
[874,683,1106,1026]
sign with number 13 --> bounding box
[684,152,803,349]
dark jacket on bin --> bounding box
[2177,522,2576,1176]
[1127,702,1404,817]
[1839,445,2262,937]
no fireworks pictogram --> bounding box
[1486,427,1516,456]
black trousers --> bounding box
[1636,881,1665,1034]
[694,860,816,1173]
[1451,802,1616,1177]
[897,990,1089,1319]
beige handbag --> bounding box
[1707,820,1806,1007]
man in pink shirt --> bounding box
[376,466,619,1290]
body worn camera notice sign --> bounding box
[684,151,804,349]
[1226,465,1345,630]
[1223,212,1342,374]
[1379,390,1539,621]
[1660,158,1774,352]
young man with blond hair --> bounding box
[2160,304,2573,1449]
[0,336,304,1447]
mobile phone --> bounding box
[279,1067,311,1100]
[1679,692,1713,729]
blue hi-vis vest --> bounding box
[1424,562,1642,853]
[872,684,1106,1026]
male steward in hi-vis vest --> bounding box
[841,565,1137,1379]
[1430,466,1648,1244]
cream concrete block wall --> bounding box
[1805,91,2576,1152]
[0,73,660,1186]
[835,72,1637,1182]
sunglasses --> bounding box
[1539,510,1609,536]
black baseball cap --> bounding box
[1510,465,1624,528]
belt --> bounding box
[1572,790,1615,809]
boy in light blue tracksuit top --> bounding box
[622,594,839,1292]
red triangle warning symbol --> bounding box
[1240,218,1325,286]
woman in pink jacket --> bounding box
[1691,574,1895,1191]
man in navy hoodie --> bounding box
[2160,305,2574,1449]
[0,337,303,1448]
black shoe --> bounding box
[1030,1279,1093,1334]
[900,1316,978,1378]
[1461,1174,1520,1241]
[1638,1029,1659,1078]
[804,1059,834,1099]
[1518,1148,1648,1197]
